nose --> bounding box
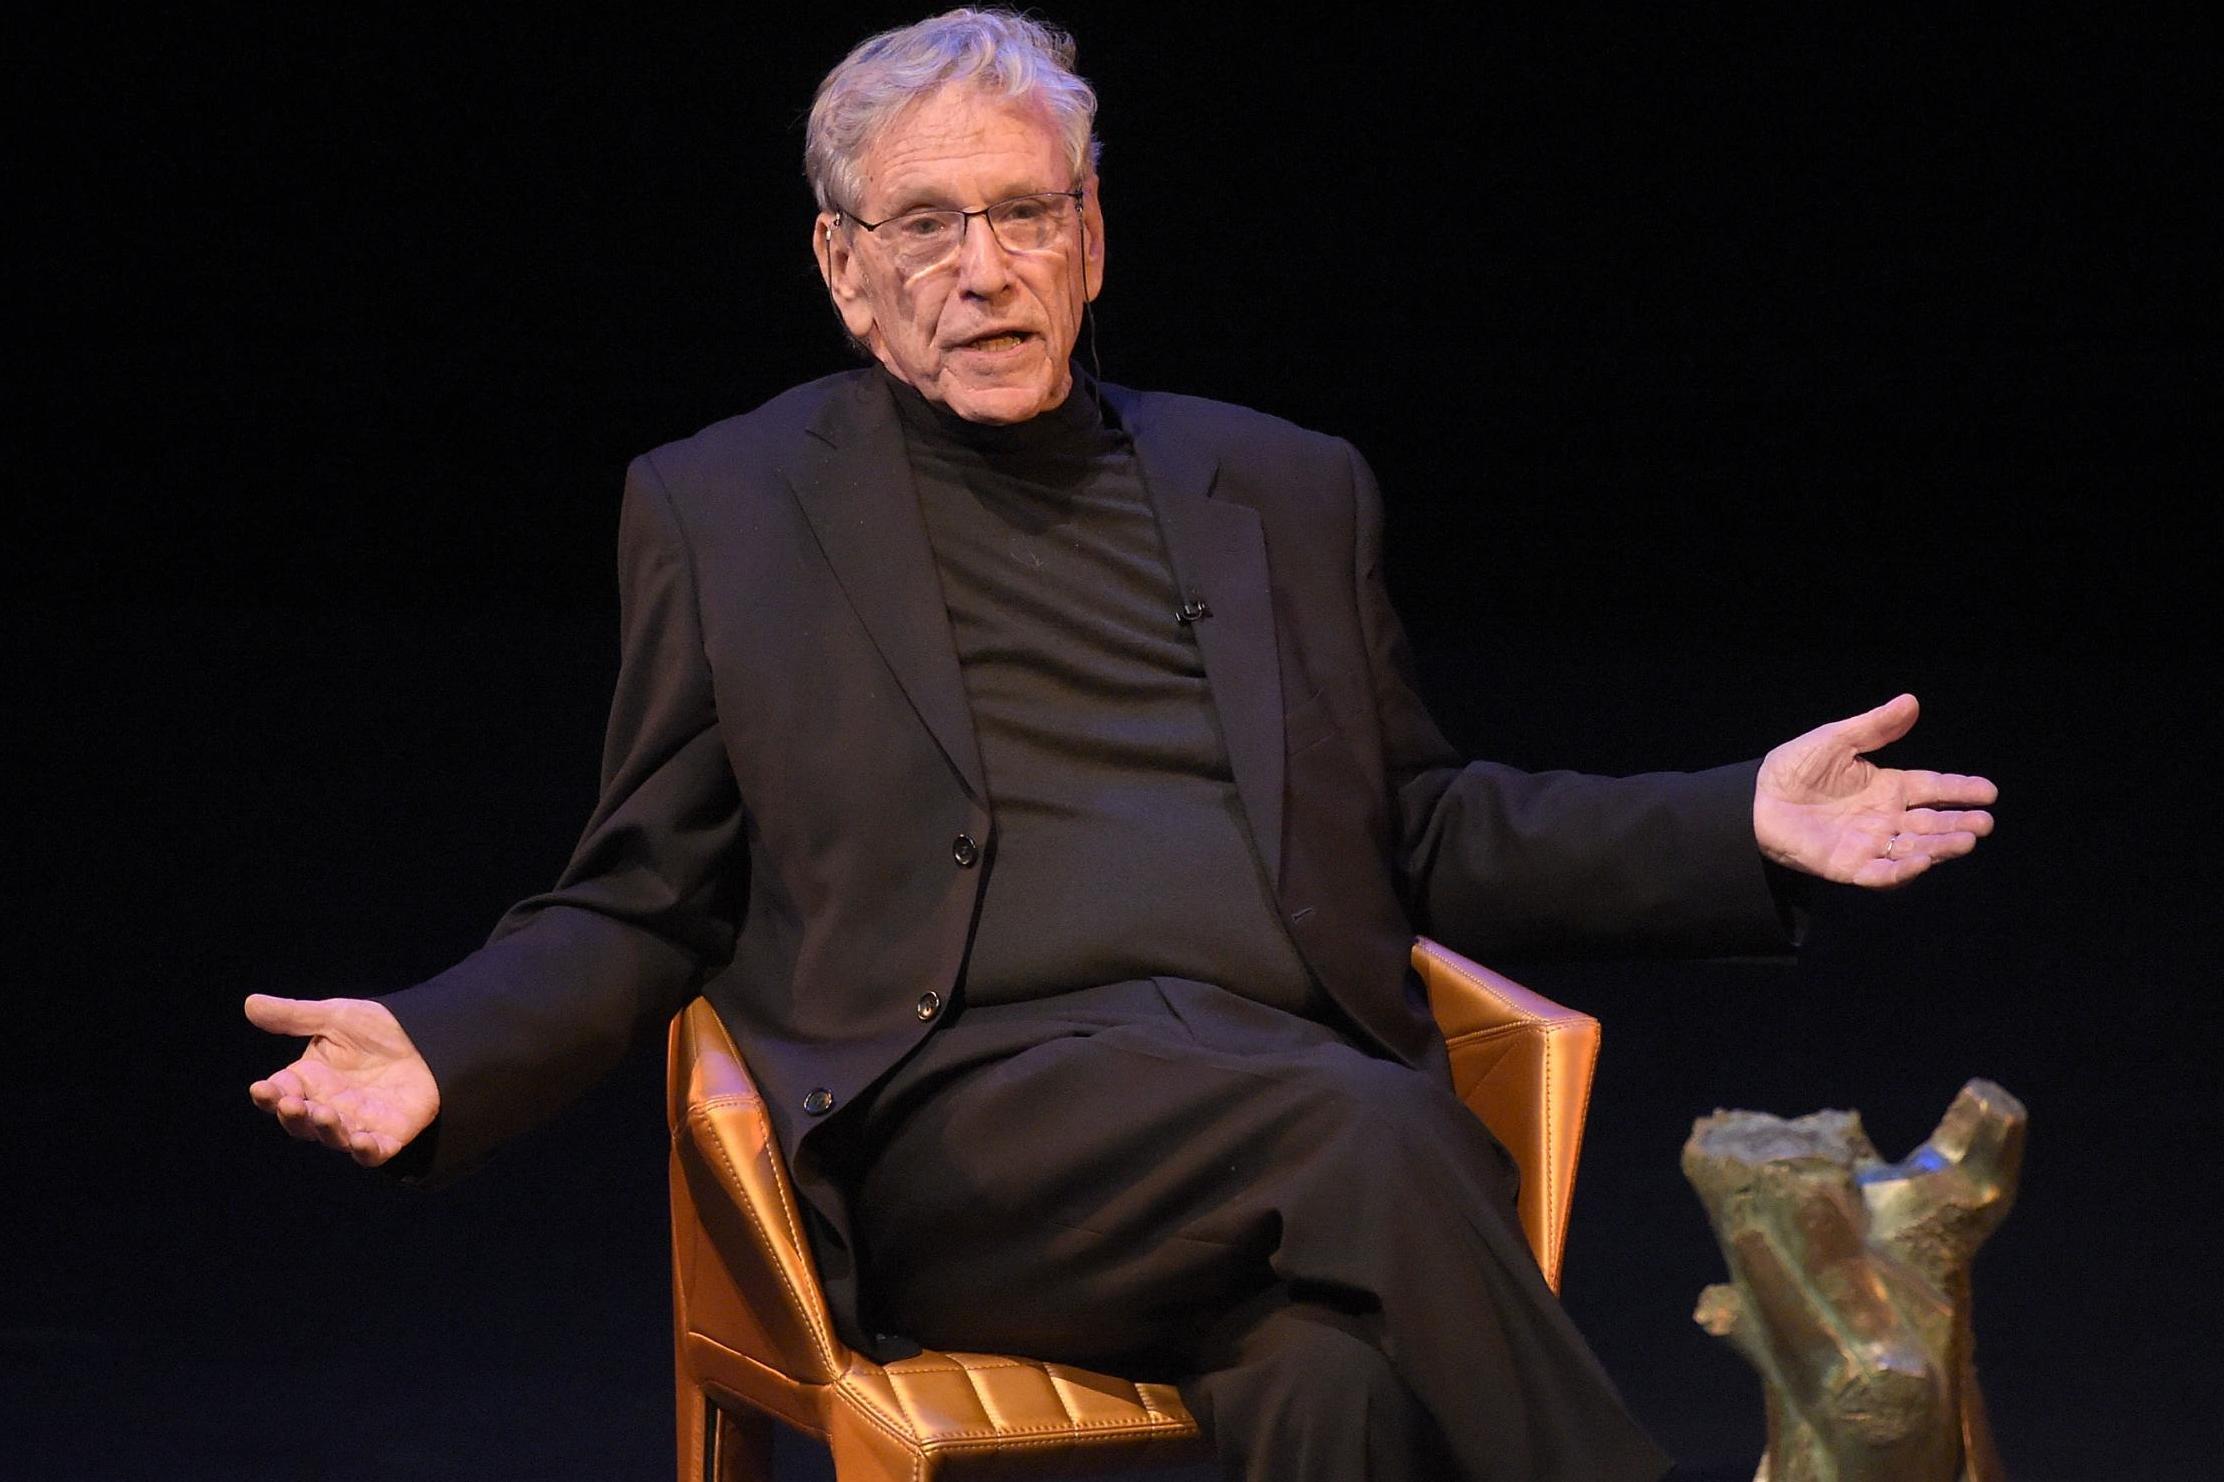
[952,211,1015,296]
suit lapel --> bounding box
[782,374,988,803]
[1114,387,1287,891]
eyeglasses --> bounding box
[838,188,1084,276]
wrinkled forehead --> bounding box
[852,85,1075,216]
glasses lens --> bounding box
[890,211,961,272]
[987,194,1067,252]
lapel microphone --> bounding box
[1177,597,1211,625]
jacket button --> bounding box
[802,1087,836,1116]
[915,991,942,1021]
[952,834,979,867]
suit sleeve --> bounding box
[381,451,745,1181]
[1343,440,1791,961]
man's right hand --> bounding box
[246,995,440,1167]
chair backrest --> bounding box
[669,1000,846,1399]
[1410,939,1600,1292]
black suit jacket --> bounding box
[384,369,1785,1275]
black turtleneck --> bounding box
[885,369,1321,1017]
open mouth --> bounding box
[957,330,1034,354]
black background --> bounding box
[14,6,2217,1478]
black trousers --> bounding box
[846,978,1669,1482]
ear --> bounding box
[1079,173,1107,303]
[812,212,879,343]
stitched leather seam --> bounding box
[879,1366,931,1444]
[689,1104,837,1373]
[912,1416,1199,1442]
[734,1117,828,1355]
[685,1335,830,1435]
[1039,1365,1078,1432]
[752,1138,838,1368]
[1439,1024,1523,1050]
[990,1363,1084,1435]
[1562,1018,1598,1287]
[831,1381,925,1482]
[921,1422,1203,1453]
[1540,1019,1560,1273]
[887,1358,1139,1377]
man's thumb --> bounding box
[1841,692,1920,753]
[244,993,337,1037]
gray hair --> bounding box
[806,8,1102,216]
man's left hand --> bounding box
[1754,693,1996,888]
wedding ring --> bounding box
[1883,835,1902,858]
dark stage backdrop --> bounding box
[15,8,2215,1479]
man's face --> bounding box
[815,86,1105,424]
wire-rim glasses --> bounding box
[838,188,1084,276]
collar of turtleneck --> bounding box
[879,364,1112,457]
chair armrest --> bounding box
[1412,938,1599,1292]
[668,998,848,1392]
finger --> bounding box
[272,1094,322,1141]
[249,1069,306,1110]
[1852,850,1935,890]
[304,1100,354,1153]
[1910,830,1981,861]
[1831,693,1920,754]
[1878,828,1980,868]
[349,1130,394,1168]
[1899,807,1995,838]
[245,994,338,1038]
[1896,769,1999,807]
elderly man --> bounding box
[247,11,1995,1480]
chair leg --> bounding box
[677,1376,774,1482]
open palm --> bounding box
[246,994,440,1167]
[1753,694,1997,889]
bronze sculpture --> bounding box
[1684,1079,2026,1481]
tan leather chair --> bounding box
[668,938,1600,1481]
